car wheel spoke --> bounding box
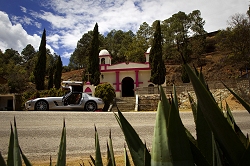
[86,101,96,111]
[36,101,48,111]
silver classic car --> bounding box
[25,91,104,111]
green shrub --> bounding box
[95,83,116,111]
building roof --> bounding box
[99,49,110,56]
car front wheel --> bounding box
[35,100,49,111]
[85,101,97,112]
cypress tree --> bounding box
[48,66,54,89]
[54,56,63,89]
[34,29,47,90]
[88,23,100,86]
[149,20,166,85]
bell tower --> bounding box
[145,47,151,64]
[99,49,111,65]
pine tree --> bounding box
[34,29,47,90]
[88,23,100,86]
[54,56,63,89]
[149,20,166,85]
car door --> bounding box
[62,92,83,110]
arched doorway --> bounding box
[148,84,154,94]
[122,77,134,97]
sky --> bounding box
[0,0,249,66]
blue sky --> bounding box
[0,0,249,66]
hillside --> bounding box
[61,69,85,82]
[62,52,245,84]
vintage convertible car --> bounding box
[25,91,104,111]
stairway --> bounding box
[110,97,136,112]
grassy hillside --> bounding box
[62,51,245,85]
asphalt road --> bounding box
[0,111,250,161]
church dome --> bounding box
[146,47,151,54]
[99,49,110,56]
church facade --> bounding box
[98,48,155,97]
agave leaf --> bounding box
[196,101,213,165]
[106,142,112,166]
[188,94,197,124]
[225,102,234,127]
[94,126,103,166]
[19,147,32,166]
[225,103,248,147]
[89,155,95,165]
[0,152,6,166]
[13,117,22,166]
[212,133,225,166]
[7,123,14,166]
[124,145,131,166]
[144,143,151,166]
[89,161,94,166]
[168,98,194,165]
[188,93,213,164]
[198,68,206,86]
[193,64,199,76]
[151,86,172,166]
[107,130,116,166]
[184,63,246,165]
[223,82,250,113]
[50,155,52,166]
[114,108,150,166]
[185,129,210,166]
[247,134,250,147]
[195,66,225,165]
[56,119,66,166]
[160,86,171,125]
[238,143,250,165]
[172,84,179,111]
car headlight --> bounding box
[98,99,103,102]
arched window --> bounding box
[101,58,105,64]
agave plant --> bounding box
[0,118,67,166]
[0,117,32,166]
[56,119,66,166]
[113,63,250,166]
[184,63,250,165]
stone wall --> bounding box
[137,79,249,111]
[138,88,232,111]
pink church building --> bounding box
[99,47,156,97]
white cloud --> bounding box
[11,15,42,29]
[47,33,60,49]
[41,0,249,34]
[20,6,27,13]
[0,11,38,52]
[1,0,249,65]
[61,51,72,59]
[0,11,44,54]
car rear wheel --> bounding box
[85,101,97,112]
[35,100,49,111]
